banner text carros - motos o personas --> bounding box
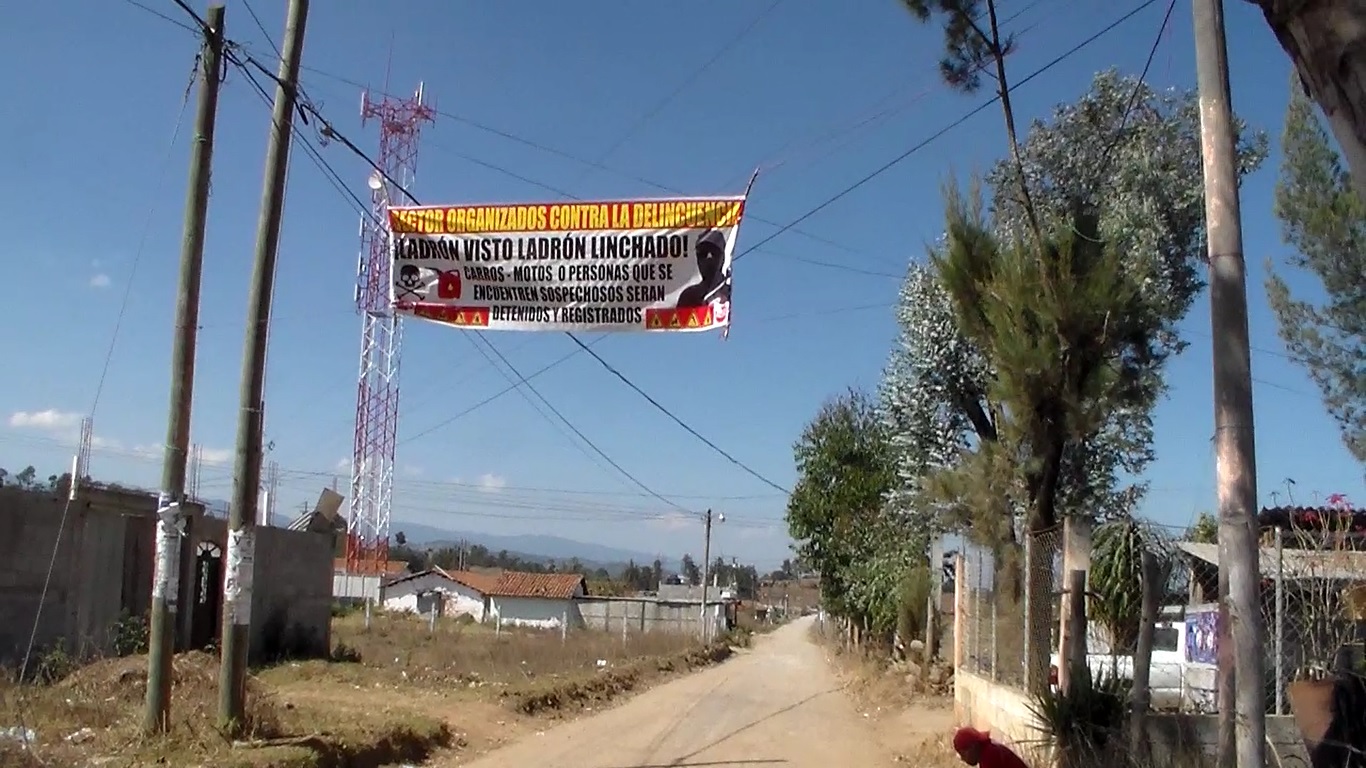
[388,196,745,332]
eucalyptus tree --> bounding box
[1269,84,1366,467]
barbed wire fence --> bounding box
[1261,526,1366,715]
[957,526,1064,692]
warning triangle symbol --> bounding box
[700,308,713,325]
[454,311,467,325]
[686,310,700,328]
[648,313,663,329]
[668,312,682,329]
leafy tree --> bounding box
[1247,1,1366,205]
[393,531,407,546]
[881,72,1267,539]
[650,558,664,587]
[1188,513,1219,544]
[1269,84,1366,466]
[680,554,701,586]
[931,186,1152,532]
[785,389,909,633]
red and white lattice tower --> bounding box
[346,83,434,579]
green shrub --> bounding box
[1029,668,1131,768]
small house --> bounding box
[381,567,491,621]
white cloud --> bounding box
[89,273,111,289]
[335,458,351,472]
[652,512,695,532]
[200,447,234,464]
[476,473,507,493]
[402,465,424,477]
[9,410,83,431]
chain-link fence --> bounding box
[1263,527,1366,713]
[1143,526,1366,715]
[957,526,1063,690]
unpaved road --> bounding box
[455,616,903,767]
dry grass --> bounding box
[267,611,714,692]
[0,611,733,766]
[0,649,450,768]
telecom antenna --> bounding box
[347,82,434,583]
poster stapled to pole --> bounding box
[387,196,747,333]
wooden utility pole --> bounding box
[1192,0,1266,766]
[218,0,308,734]
[144,3,225,734]
[1129,550,1162,761]
[699,509,713,643]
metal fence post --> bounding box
[972,549,982,671]
[990,597,999,682]
[1023,533,1034,690]
[1274,526,1285,714]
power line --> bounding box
[728,0,1165,266]
[13,51,199,712]
[565,334,790,495]
[0,432,787,506]
[460,331,693,513]
[215,50,791,498]
[155,0,1162,502]
[241,0,282,59]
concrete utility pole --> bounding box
[218,0,308,734]
[699,509,713,643]
[1192,0,1266,766]
[144,3,225,735]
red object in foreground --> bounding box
[952,727,1030,768]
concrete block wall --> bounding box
[0,486,173,664]
[194,517,333,663]
[954,670,1311,765]
[0,485,332,668]
[577,597,724,638]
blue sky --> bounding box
[0,0,1360,570]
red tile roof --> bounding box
[333,558,411,576]
[438,570,586,599]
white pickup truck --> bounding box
[1049,607,1218,711]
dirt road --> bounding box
[455,616,904,767]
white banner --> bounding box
[387,197,746,333]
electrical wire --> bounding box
[216,48,792,498]
[459,331,693,513]
[154,0,1167,507]
[728,0,1164,266]
[10,46,201,744]
[220,46,702,505]
[1092,0,1179,181]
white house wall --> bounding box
[381,573,486,622]
[490,595,580,629]
[334,573,381,601]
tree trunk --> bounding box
[1253,0,1366,204]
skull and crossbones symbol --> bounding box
[395,264,426,301]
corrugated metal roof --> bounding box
[1177,541,1366,582]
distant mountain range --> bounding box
[391,521,681,573]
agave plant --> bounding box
[1029,668,1132,768]
[1090,518,1172,655]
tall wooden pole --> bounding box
[144,3,225,734]
[218,0,308,734]
[1192,0,1266,766]
[700,509,713,642]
